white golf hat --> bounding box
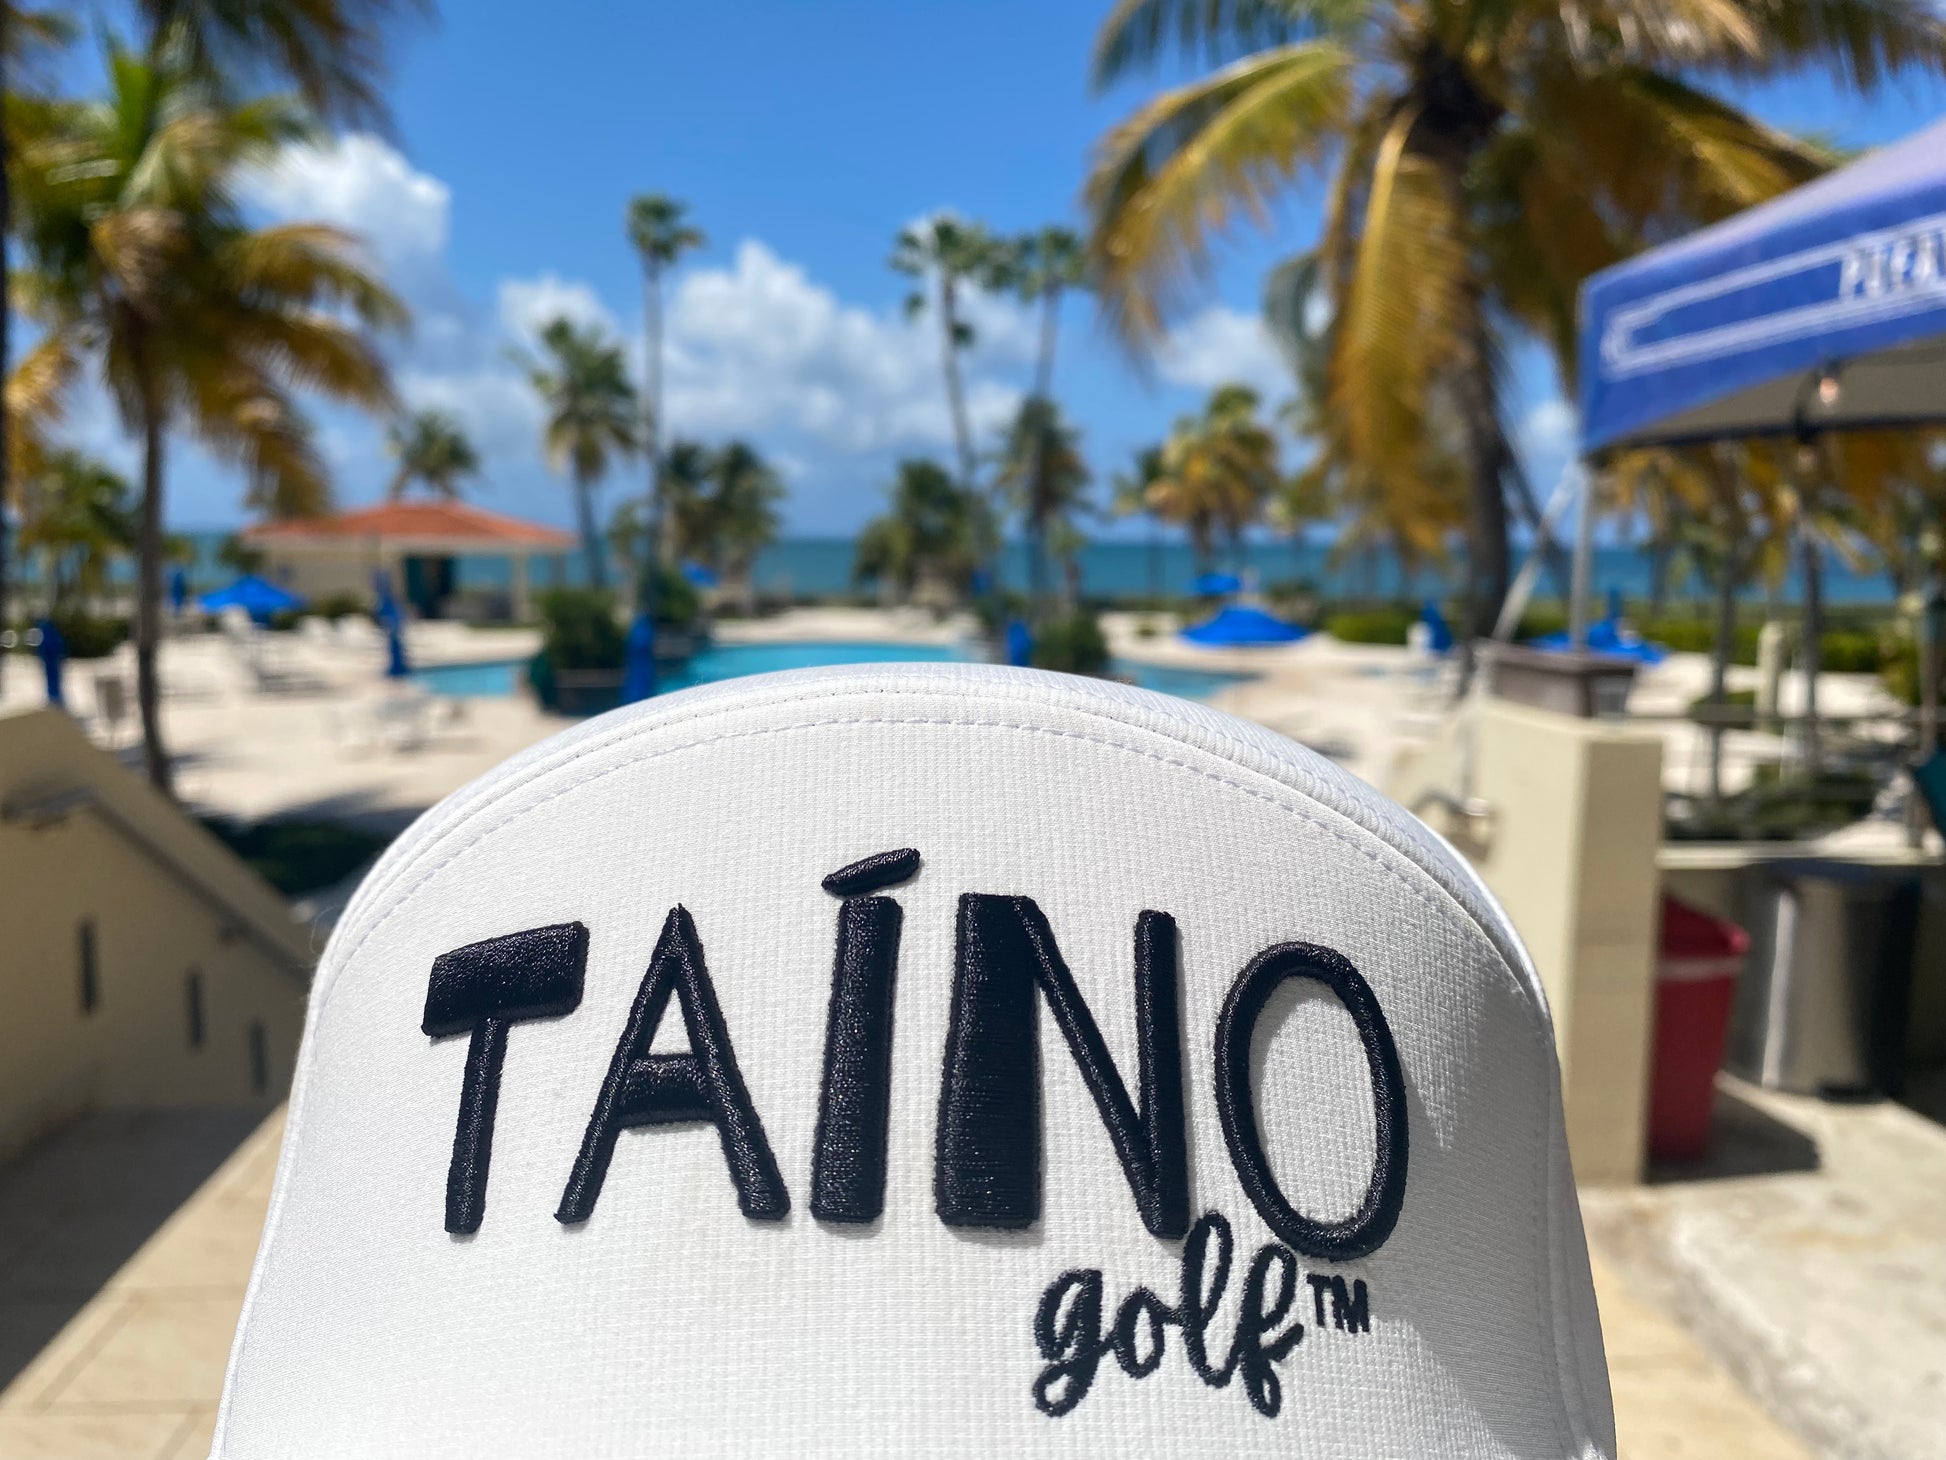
[214,663,1615,1458]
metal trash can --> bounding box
[1726,861,1921,1097]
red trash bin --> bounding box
[1649,896,1749,1163]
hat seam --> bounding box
[324,672,1536,1013]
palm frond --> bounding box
[1328,109,1467,482]
[1091,0,1369,86]
[1087,39,1353,342]
[218,222,409,329]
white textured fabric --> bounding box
[213,664,1616,1458]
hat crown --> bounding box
[216,664,1614,1459]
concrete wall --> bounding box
[0,709,314,1164]
[1391,697,1666,1185]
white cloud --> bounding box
[1155,304,1289,401]
[660,239,1028,452]
[157,143,1047,531]
[243,134,449,266]
[496,274,621,345]
[1519,396,1578,462]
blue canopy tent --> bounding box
[1180,604,1309,647]
[1580,117,1946,455]
[199,574,305,624]
[1191,571,1242,596]
[1574,118,1946,795]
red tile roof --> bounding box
[245,500,575,548]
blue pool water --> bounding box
[414,641,1251,703]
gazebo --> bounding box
[246,501,575,622]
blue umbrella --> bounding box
[621,611,657,704]
[198,573,305,624]
[383,618,411,678]
[1580,118,1946,453]
[169,566,189,615]
[1422,600,1454,655]
[680,562,719,588]
[1004,618,1033,667]
[35,616,65,707]
[1192,571,1242,596]
[1180,605,1308,646]
[372,569,410,678]
[373,568,401,626]
[1530,619,1668,665]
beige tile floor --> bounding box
[0,1108,1816,1460]
[0,1111,277,1460]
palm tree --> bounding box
[520,316,639,589]
[891,217,1007,493]
[854,458,994,604]
[995,396,1091,618]
[386,408,481,500]
[625,194,704,576]
[0,6,75,689]
[1012,226,1088,405]
[706,440,785,589]
[1110,444,1168,600]
[1144,384,1280,573]
[658,437,715,570]
[17,448,136,613]
[1086,0,1946,639]
[13,45,402,792]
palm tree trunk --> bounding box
[1452,292,1511,643]
[642,258,666,572]
[0,32,12,697]
[1707,548,1740,805]
[575,472,606,590]
[939,276,975,491]
[1024,285,1063,627]
[135,385,172,794]
[1649,538,1671,620]
[1799,520,1824,778]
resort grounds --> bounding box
[3,609,1943,1457]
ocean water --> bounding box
[142,531,1901,606]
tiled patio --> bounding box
[0,1110,277,1460]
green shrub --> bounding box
[644,564,702,630]
[1639,617,1762,664]
[306,591,370,622]
[50,611,130,659]
[1262,579,1321,627]
[1816,629,1882,674]
[1323,606,1415,645]
[536,589,625,672]
[1515,605,1568,640]
[1685,687,1757,728]
[198,816,392,897]
[1030,611,1111,677]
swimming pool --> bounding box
[415,640,1251,703]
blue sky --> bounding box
[60,2,1946,536]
